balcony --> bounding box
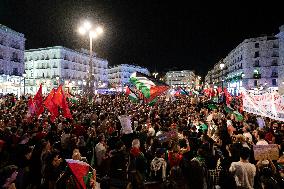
[253,74,261,79]
[271,72,278,78]
[10,44,21,50]
[11,58,21,62]
[253,63,260,67]
[272,53,279,57]
[271,62,278,66]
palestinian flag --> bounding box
[125,86,138,102]
[66,159,93,189]
[208,104,218,110]
[224,105,234,114]
[148,97,158,106]
[233,110,244,121]
[130,72,169,102]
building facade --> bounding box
[108,64,149,90]
[206,25,284,95]
[24,46,108,94]
[0,24,25,95]
[165,70,196,88]
[278,25,284,94]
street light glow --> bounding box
[96,26,103,34]
[78,27,86,35]
[89,31,98,38]
[220,63,225,69]
[84,21,92,30]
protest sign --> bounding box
[253,144,279,160]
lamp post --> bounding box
[219,63,225,90]
[23,71,26,95]
[56,76,60,87]
[153,72,158,79]
[78,21,103,96]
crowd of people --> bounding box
[0,92,284,189]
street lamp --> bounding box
[56,76,60,87]
[220,63,225,90]
[78,20,104,96]
[153,72,158,78]
[23,71,27,95]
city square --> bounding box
[0,1,284,189]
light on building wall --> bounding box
[219,63,225,70]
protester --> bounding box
[229,147,256,189]
[0,90,283,189]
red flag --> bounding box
[44,88,59,122]
[52,85,72,119]
[217,87,222,94]
[52,85,64,108]
[224,88,232,105]
[62,94,72,119]
[209,88,216,98]
[33,84,44,117]
[125,86,130,95]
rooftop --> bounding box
[0,24,25,38]
[25,46,107,62]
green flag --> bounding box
[208,104,218,110]
[224,105,234,113]
[233,110,244,121]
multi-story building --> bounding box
[0,24,25,95]
[278,25,284,94]
[24,46,108,94]
[206,25,284,95]
[165,70,196,88]
[108,64,149,90]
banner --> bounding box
[242,89,284,121]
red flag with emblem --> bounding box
[52,85,64,108]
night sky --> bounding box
[1,1,283,77]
